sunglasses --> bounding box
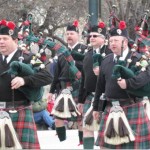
[89,35,101,38]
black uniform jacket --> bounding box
[93,51,142,111]
[78,46,112,103]
[78,49,97,103]
[0,49,52,102]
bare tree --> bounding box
[0,0,88,42]
[103,0,150,39]
[0,0,149,42]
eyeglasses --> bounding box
[89,35,102,38]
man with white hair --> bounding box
[78,21,111,149]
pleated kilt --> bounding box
[83,93,94,115]
[8,105,40,149]
[98,101,150,149]
[55,80,81,122]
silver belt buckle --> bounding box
[67,86,73,91]
[0,102,6,109]
[112,101,120,106]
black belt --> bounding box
[106,97,143,107]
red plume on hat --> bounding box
[0,19,18,39]
[109,20,128,37]
[119,21,126,30]
[7,21,16,30]
[73,20,78,27]
[0,19,7,26]
[67,20,79,32]
[98,22,105,28]
[0,20,16,30]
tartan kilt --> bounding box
[55,80,81,122]
[83,93,100,131]
[98,101,150,149]
[83,93,94,114]
[9,105,40,149]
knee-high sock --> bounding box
[56,126,66,141]
[78,131,83,143]
[83,137,94,149]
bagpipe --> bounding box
[70,47,85,61]
[18,12,40,52]
[7,59,44,102]
[112,9,150,97]
[44,39,82,80]
[42,40,82,118]
[18,17,82,82]
[19,12,33,35]
[108,5,120,31]
[0,33,83,149]
[22,31,82,118]
[0,56,44,149]
[18,18,88,119]
[104,9,150,145]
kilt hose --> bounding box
[98,101,150,149]
[54,81,82,122]
[9,105,40,149]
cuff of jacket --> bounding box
[93,102,99,111]
[23,77,30,86]
[93,100,107,112]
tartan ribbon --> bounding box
[45,40,81,80]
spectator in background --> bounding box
[32,99,55,130]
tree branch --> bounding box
[124,0,131,21]
[105,0,112,13]
[117,0,124,20]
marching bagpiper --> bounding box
[78,21,111,149]
[0,19,52,149]
[47,20,87,145]
[93,20,150,149]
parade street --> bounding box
[38,130,99,149]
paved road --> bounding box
[37,129,100,149]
